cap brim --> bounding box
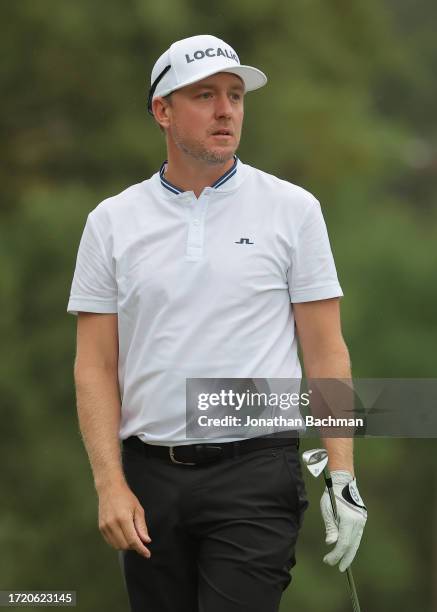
[219,65,267,92]
[156,64,267,98]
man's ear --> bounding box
[152,96,172,130]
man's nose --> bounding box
[214,93,233,118]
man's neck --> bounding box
[163,152,235,198]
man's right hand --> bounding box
[97,481,152,559]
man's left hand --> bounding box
[320,470,367,572]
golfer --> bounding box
[68,34,367,612]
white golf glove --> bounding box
[320,470,367,572]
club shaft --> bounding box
[346,569,361,612]
[323,469,362,612]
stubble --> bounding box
[170,123,237,165]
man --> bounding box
[68,34,367,612]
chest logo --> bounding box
[235,237,254,245]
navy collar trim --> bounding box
[159,156,238,194]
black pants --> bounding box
[120,441,309,612]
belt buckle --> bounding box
[169,446,196,466]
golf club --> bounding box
[302,448,362,612]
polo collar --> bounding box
[159,156,238,195]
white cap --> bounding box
[149,34,267,109]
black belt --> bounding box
[123,433,299,466]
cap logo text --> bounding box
[185,47,238,64]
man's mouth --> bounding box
[211,129,233,136]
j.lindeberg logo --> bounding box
[235,238,254,245]
[185,47,239,64]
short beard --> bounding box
[170,124,236,165]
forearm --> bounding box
[303,346,355,475]
[323,438,354,476]
[74,365,125,492]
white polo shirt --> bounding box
[67,158,343,445]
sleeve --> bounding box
[287,197,343,303]
[67,212,118,316]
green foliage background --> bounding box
[1,1,436,610]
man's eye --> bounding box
[231,93,241,101]
[199,92,212,99]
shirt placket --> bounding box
[185,187,211,261]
